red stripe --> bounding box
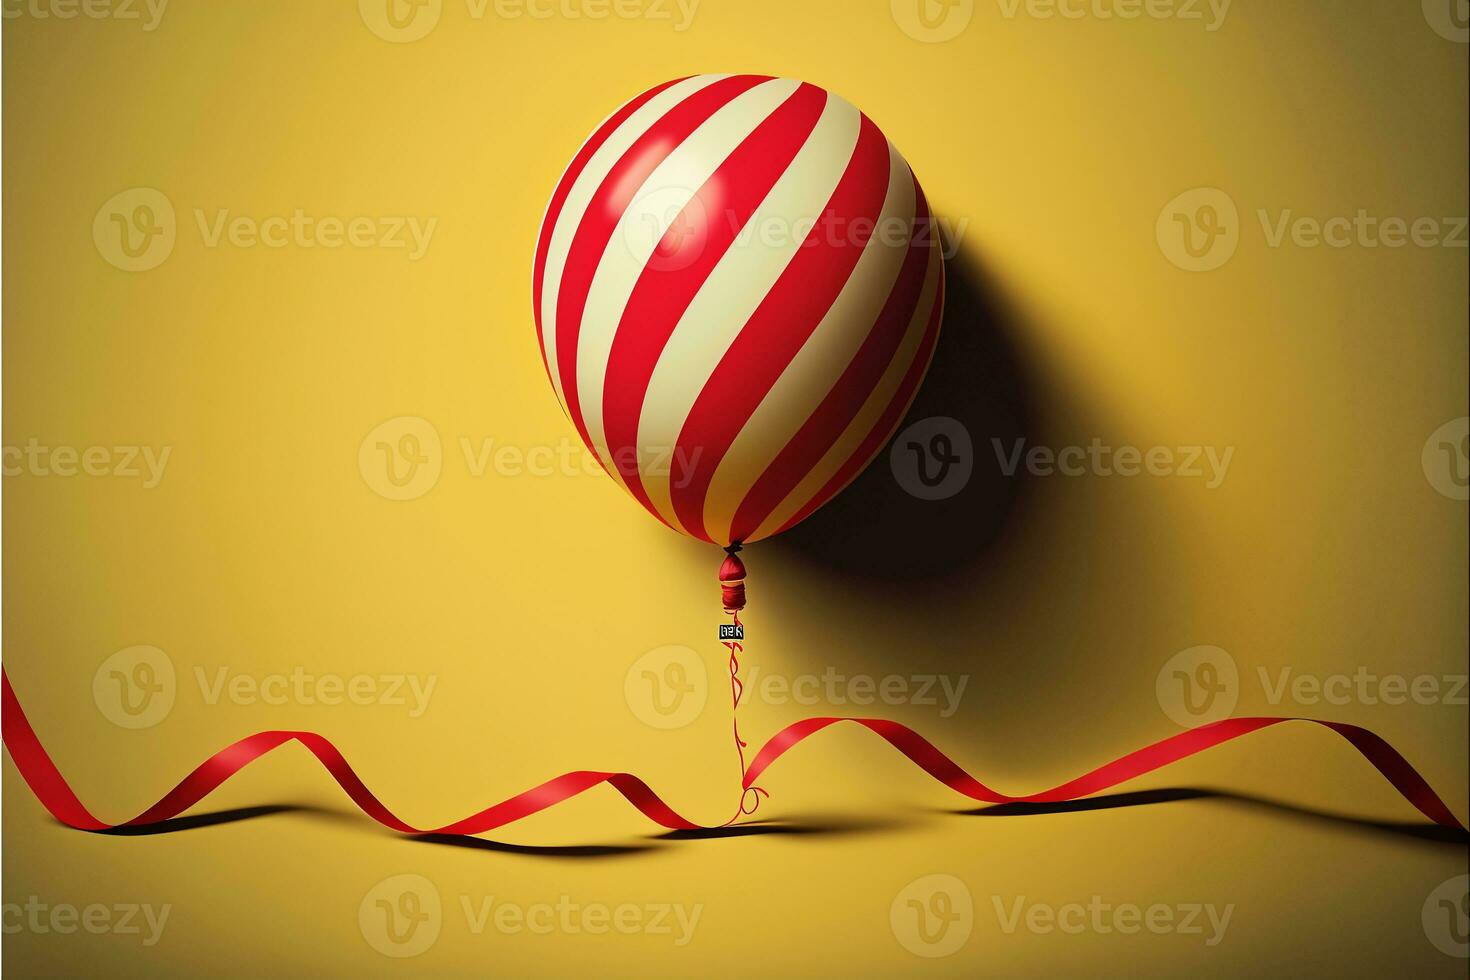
[728,176,933,544]
[532,77,690,381]
[772,261,943,537]
[667,115,892,543]
[553,75,772,463]
[598,83,833,530]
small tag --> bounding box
[719,624,745,641]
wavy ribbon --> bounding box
[2,668,1463,835]
[720,610,768,822]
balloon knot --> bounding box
[719,543,746,614]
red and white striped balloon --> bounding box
[532,74,945,547]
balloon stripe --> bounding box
[534,78,947,542]
[763,244,941,538]
[775,265,946,536]
[634,89,863,534]
[729,178,932,543]
[554,74,771,459]
[542,75,725,416]
[579,79,808,495]
[669,114,892,542]
[4,671,1461,835]
[700,140,916,547]
[532,76,689,377]
[597,83,831,522]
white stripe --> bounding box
[636,92,862,532]
[539,75,725,415]
[750,243,942,542]
[576,78,803,490]
[702,139,914,544]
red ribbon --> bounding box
[2,667,1463,835]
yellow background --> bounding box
[3,0,1467,976]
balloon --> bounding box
[533,74,945,548]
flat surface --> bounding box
[3,2,1467,976]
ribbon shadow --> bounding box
[411,834,658,859]
[655,813,912,841]
[87,805,308,836]
[952,788,1470,846]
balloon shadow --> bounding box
[765,249,1039,589]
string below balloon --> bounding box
[717,543,768,823]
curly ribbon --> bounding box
[2,667,1463,835]
[719,610,768,822]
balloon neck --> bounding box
[719,542,747,614]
